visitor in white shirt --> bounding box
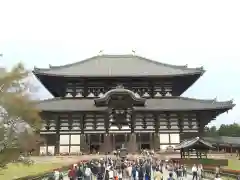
[108,167,114,180]
[192,164,198,180]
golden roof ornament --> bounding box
[132,50,136,55]
[116,84,124,89]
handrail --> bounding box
[188,168,238,180]
[204,169,237,180]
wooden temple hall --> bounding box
[33,54,235,155]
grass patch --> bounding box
[0,162,67,180]
[225,159,240,170]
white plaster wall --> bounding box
[60,146,69,153]
[47,146,55,154]
[60,135,69,145]
[70,146,81,153]
[159,134,169,143]
[170,133,180,143]
[40,146,47,154]
[70,135,80,144]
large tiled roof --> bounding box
[174,137,215,150]
[33,54,204,77]
[203,136,240,147]
[35,96,234,112]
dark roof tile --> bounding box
[174,137,215,150]
[35,96,234,112]
[33,54,204,77]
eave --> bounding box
[34,96,235,113]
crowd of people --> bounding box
[47,155,209,180]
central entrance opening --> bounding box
[141,143,150,150]
[90,144,100,153]
[115,134,126,150]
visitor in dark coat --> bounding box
[138,165,145,180]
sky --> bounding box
[0,0,239,127]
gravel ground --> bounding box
[31,153,230,164]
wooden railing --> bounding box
[188,168,238,180]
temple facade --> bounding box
[33,54,234,155]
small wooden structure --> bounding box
[203,136,240,155]
[174,137,215,159]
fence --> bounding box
[187,168,238,180]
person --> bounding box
[76,165,84,180]
[59,171,64,180]
[138,165,145,180]
[47,172,55,180]
[237,174,240,180]
[113,168,118,180]
[105,169,110,180]
[127,164,132,179]
[192,164,198,180]
[167,172,174,180]
[145,161,151,180]
[154,168,163,180]
[84,164,92,180]
[183,165,187,177]
[178,165,183,180]
[108,167,114,180]
[215,165,220,177]
[53,169,60,180]
[117,168,123,180]
[214,173,222,180]
[68,165,76,180]
[198,164,203,180]
[132,165,138,180]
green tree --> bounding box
[0,63,42,167]
[218,123,240,137]
[204,125,219,137]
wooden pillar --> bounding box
[44,134,48,155]
[139,133,142,150]
[68,114,73,154]
[187,114,193,130]
[55,114,60,155]
[83,80,88,97]
[112,134,115,150]
[196,113,205,137]
[80,114,88,153]
[93,114,97,131]
[154,113,160,151]
[127,133,137,153]
[149,133,153,149]
[99,134,101,147]
[124,134,127,146]
[69,133,71,153]
[45,118,50,155]
[127,111,137,153]
[178,113,184,140]
[150,81,155,98]
[100,134,112,154]
[99,112,112,153]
